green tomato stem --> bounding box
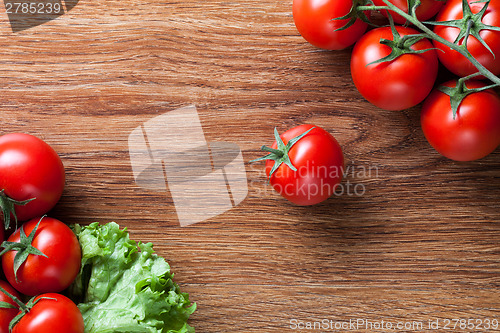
[260,145,284,157]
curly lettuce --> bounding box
[68,222,196,333]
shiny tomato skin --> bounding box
[373,0,445,24]
[292,0,368,50]
[0,133,65,223]
[265,124,344,206]
[12,293,84,333]
[351,26,439,110]
[2,217,81,296]
[0,280,20,333]
[421,80,500,161]
[433,0,500,77]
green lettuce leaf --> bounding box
[68,222,196,333]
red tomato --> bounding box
[11,293,84,333]
[373,0,445,24]
[350,25,439,110]
[421,80,500,161]
[2,217,81,296]
[262,124,344,206]
[0,133,65,225]
[433,0,500,77]
[0,280,20,333]
[292,0,368,50]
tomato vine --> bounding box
[357,0,500,85]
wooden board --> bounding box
[0,1,499,332]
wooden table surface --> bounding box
[1,1,499,332]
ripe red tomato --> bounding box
[2,217,81,296]
[421,80,500,161]
[0,280,20,333]
[372,0,445,24]
[350,25,439,110]
[433,0,500,77]
[292,0,368,50]
[0,133,65,225]
[261,124,344,206]
[11,293,84,333]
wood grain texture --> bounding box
[0,1,499,332]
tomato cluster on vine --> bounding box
[0,133,84,333]
[292,0,500,161]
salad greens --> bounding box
[68,222,195,333]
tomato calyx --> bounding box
[251,127,315,179]
[426,0,500,57]
[0,285,21,312]
[0,190,35,231]
[0,216,48,282]
[0,289,24,333]
[0,301,17,310]
[0,284,26,332]
[438,74,500,118]
[334,0,373,31]
[368,16,436,65]
[6,293,57,332]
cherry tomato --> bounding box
[292,0,368,50]
[433,0,500,77]
[11,293,84,333]
[261,124,344,206]
[350,25,439,110]
[0,280,20,333]
[421,80,500,161]
[373,0,445,24]
[0,133,65,225]
[2,217,81,296]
